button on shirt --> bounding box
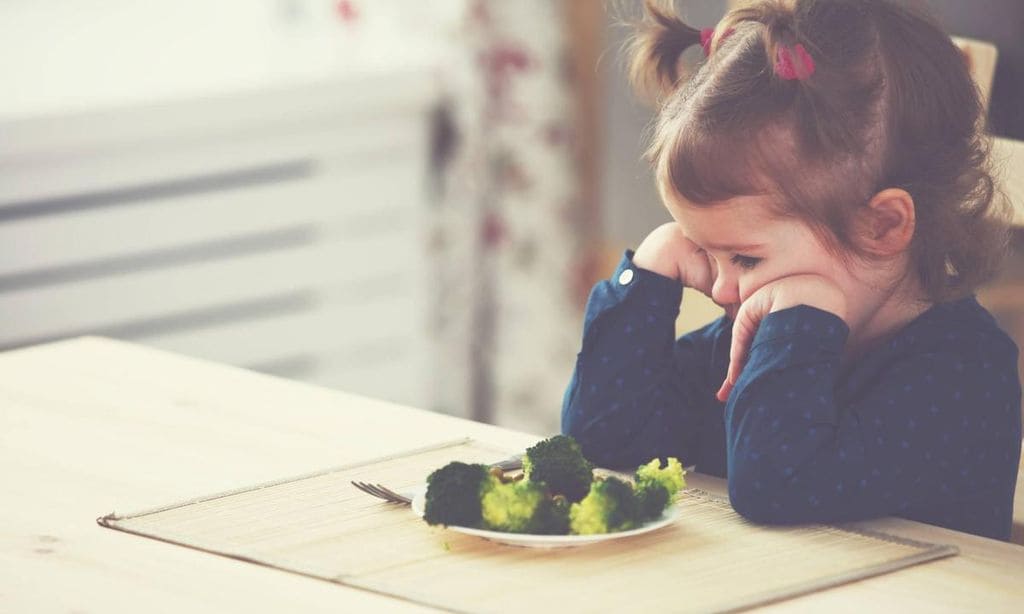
[562,251,1022,541]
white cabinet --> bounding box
[0,71,439,407]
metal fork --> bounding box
[351,481,414,504]
[351,453,523,505]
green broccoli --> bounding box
[423,450,684,536]
[480,480,570,534]
[635,457,686,495]
[522,435,594,503]
[634,481,670,521]
[532,495,571,535]
[568,476,640,535]
[423,461,496,528]
[634,457,686,521]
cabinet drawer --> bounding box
[0,99,430,206]
[0,227,421,349]
[0,160,422,278]
[133,283,421,371]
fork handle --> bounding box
[489,454,523,472]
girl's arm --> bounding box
[724,304,1022,540]
[561,250,729,470]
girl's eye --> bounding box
[731,254,761,270]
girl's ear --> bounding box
[856,188,916,257]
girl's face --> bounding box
[667,195,872,323]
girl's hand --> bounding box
[716,275,848,403]
[632,223,714,295]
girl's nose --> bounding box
[711,271,740,306]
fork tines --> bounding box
[351,481,411,504]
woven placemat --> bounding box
[98,439,957,613]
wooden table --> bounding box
[2,337,1022,612]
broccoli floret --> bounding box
[523,435,594,503]
[481,480,543,532]
[423,461,496,528]
[568,476,640,535]
[532,495,571,535]
[635,457,686,496]
[634,483,670,521]
[634,457,687,521]
[481,479,570,534]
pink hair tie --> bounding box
[774,43,815,80]
[701,27,735,57]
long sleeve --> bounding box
[562,251,731,470]
[724,304,1023,541]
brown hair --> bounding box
[627,0,1012,301]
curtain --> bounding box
[429,0,597,435]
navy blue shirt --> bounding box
[563,251,1022,541]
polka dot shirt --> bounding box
[562,251,1023,541]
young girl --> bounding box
[562,0,1022,541]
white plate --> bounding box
[409,484,679,548]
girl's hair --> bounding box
[627,0,1013,301]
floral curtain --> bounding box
[428,0,594,435]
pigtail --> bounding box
[759,2,808,81]
[719,0,815,83]
[626,0,704,105]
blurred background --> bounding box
[1,0,1021,437]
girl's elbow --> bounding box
[561,421,644,470]
[728,466,844,526]
[560,399,589,443]
[727,466,790,525]
[562,426,620,468]
[728,480,774,524]
[560,418,585,448]
[559,413,602,459]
